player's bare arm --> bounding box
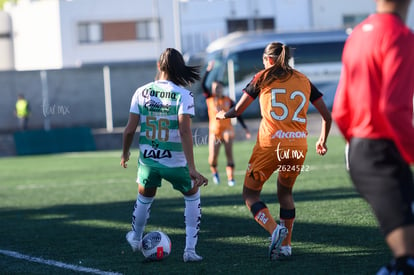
[312,98,332,155]
[121,113,140,168]
[216,92,254,120]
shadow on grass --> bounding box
[0,186,389,275]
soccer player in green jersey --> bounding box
[121,48,208,262]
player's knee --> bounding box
[278,175,297,189]
[376,205,414,236]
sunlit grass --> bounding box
[0,136,392,274]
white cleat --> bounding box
[269,225,288,260]
[278,245,292,258]
[212,173,220,184]
[227,180,235,187]
[183,249,203,262]
[126,231,142,252]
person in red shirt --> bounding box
[332,0,414,273]
[202,61,251,186]
[217,42,331,260]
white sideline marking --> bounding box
[0,249,122,275]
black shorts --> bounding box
[348,138,414,236]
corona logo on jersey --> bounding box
[142,87,178,99]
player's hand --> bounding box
[206,60,215,72]
[196,173,208,187]
[316,141,327,156]
[120,152,130,168]
[245,129,251,139]
[189,169,208,187]
[216,110,227,120]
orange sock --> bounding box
[210,166,217,175]
[280,218,294,246]
[252,205,277,235]
[226,165,234,181]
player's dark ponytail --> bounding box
[158,48,200,86]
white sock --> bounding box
[184,190,201,251]
[131,193,154,240]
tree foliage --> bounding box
[0,0,18,10]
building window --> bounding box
[227,19,249,33]
[78,19,160,44]
[78,22,102,43]
[136,19,160,40]
[136,21,150,40]
[227,18,274,33]
[254,18,275,30]
[343,14,368,28]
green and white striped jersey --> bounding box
[129,80,195,168]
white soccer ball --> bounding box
[141,231,171,260]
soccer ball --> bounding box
[141,231,171,260]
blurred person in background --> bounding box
[202,60,251,187]
[15,94,30,131]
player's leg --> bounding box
[126,165,161,252]
[243,184,277,234]
[276,153,306,257]
[208,133,221,184]
[277,176,296,257]
[272,150,306,260]
[223,130,235,186]
[182,185,203,262]
[244,144,287,260]
[244,181,288,261]
[165,166,203,262]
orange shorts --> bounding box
[245,142,308,191]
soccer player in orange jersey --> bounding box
[202,61,251,186]
[216,42,331,260]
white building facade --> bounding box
[2,0,413,71]
[0,11,14,70]
[5,0,174,70]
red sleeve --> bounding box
[379,32,414,164]
[332,67,352,142]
